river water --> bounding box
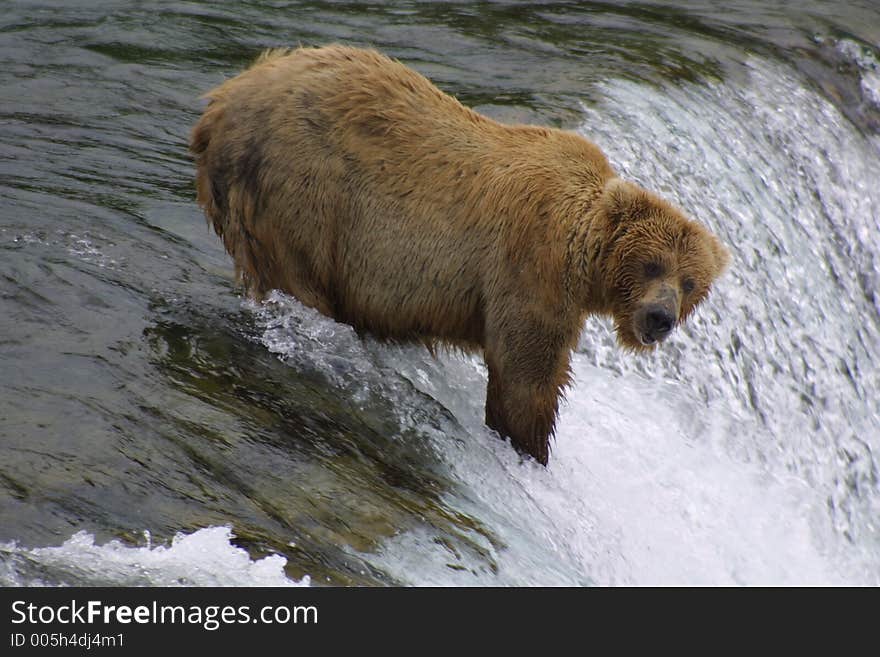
[1,1,878,586]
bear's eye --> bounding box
[644,262,664,279]
[682,278,695,294]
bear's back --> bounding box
[191,45,615,345]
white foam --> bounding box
[2,229,120,268]
[377,351,844,585]
[251,294,859,586]
[836,38,880,108]
[0,526,309,587]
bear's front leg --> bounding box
[484,317,574,466]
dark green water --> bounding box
[1,1,879,585]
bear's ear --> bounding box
[601,178,651,224]
[709,233,731,277]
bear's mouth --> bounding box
[638,331,658,347]
[632,304,676,347]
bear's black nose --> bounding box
[645,307,674,338]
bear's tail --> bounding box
[189,97,228,241]
[189,86,275,298]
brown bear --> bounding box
[190,45,729,465]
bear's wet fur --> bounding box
[191,45,729,465]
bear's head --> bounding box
[589,178,730,351]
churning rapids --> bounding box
[1,1,878,586]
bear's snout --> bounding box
[634,282,680,346]
[638,305,675,345]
